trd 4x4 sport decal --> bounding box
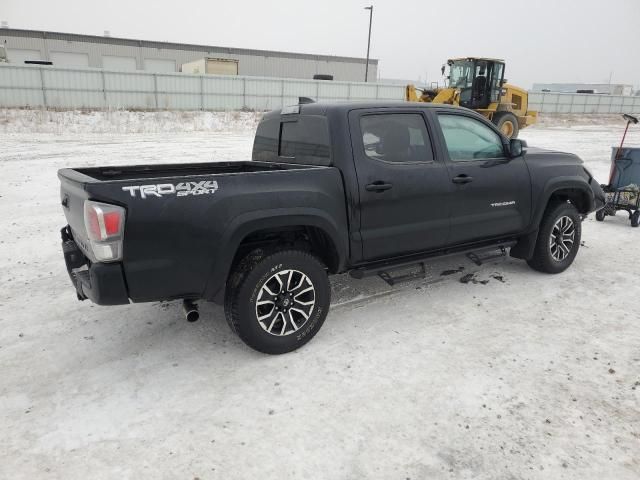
[122,181,219,199]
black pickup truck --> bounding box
[59,101,605,354]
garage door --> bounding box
[144,58,176,73]
[205,58,238,75]
[50,51,89,68]
[7,48,42,65]
[102,55,137,71]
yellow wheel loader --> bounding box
[406,57,537,138]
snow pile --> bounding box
[0,108,263,134]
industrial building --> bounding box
[0,28,378,82]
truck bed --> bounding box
[64,160,319,182]
[58,160,348,303]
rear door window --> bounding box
[359,113,434,163]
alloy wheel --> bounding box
[549,215,576,261]
[255,269,316,336]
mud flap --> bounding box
[509,230,538,260]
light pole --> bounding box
[364,5,373,82]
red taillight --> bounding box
[83,201,125,262]
[103,211,121,236]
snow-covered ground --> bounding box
[1,111,639,480]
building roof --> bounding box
[0,28,378,65]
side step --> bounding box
[349,240,516,286]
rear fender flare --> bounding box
[203,207,347,302]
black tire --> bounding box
[225,249,330,354]
[595,209,606,222]
[631,211,640,227]
[493,112,520,139]
[527,202,582,274]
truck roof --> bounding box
[266,101,461,118]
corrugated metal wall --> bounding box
[0,64,403,110]
[2,65,639,113]
[0,30,378,82]
[528,92,640,114]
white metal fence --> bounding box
[1,64,639,114]
[528,91,640,114]
[0,64,404,111]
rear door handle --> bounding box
[452,175,473,184]
[365,181,393,192]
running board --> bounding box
[349,240,516,286]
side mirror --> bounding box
[509,138,527,157]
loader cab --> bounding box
[447,57,505,110]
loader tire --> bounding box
[493,112,519,139]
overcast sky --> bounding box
[3,0,639,88]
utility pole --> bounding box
[364,5,373,82]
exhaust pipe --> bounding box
[183,299,199,322]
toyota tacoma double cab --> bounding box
[59,101,605,354]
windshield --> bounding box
[448,61,474,88]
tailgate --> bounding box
[58,169,94,257]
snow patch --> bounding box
[0,108,263,134]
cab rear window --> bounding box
[252,115,331,166]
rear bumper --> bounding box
[61,226,130,306]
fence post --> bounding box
[376,83,380,99]
[101,70,107,108]
[347,82,351,101]
[280,79,285,108]
[38,67,48,108]
[200,75,204,111]
[153,74,159,110]
[569,93,575,114]
[316,81,319,101]
[243,77,247,109]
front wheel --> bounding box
[225,250,331,354]
[493,112,520,139]
[595,209,606,222]
[527,202,582,274]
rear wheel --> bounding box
[225,249,330,354]
[631,211,640,227]
[595,209,606,222]
[493,112,520,139]
[527,202,581,274]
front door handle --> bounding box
[452,175,473,184]
[365,181,393,192]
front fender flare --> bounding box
[531,176,595,228]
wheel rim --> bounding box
[500,120,515,138]
[255,269,316,336]
[549,216,576,262]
